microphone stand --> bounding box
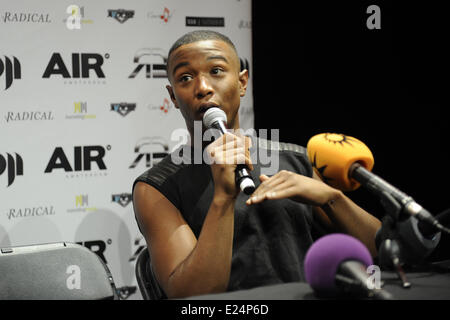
[375,189,443,289]
[376,191,412,288]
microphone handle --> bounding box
[351,164,429,219]
[235,165,255,195]
[336,260,393,300]
[213,119,228,134]
[211,121,255,195]
[350,163,410,207]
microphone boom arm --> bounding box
[350,163,450,235]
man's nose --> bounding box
[195,75,213,99]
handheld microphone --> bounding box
[304,233,393,299]
[203,107,256,195]
[306,133,450,235]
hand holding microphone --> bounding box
[203,107,255,196]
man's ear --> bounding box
[238,69,249,97]
[166,85,179,109]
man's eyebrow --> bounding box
[171,55,229,76]
[171,61,190,76]
[207,55,228,63]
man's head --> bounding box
[166,30,239,73]
[166,30,249,137]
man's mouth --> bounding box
[198,103,221,116]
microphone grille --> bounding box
[203,107,227,128]
[304,233,373,294]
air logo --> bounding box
[0,153,23,187]
[42,53,107,78]
[0,56,21,90]
[45,146,108,173]
[77,240,109,264]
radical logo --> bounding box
[0,56,21,90]
[0,153,23,187]
[107,9,134,24]
[6,206,55,220]
[1,11,51,24]
[4,111,54,123]
[129,48,167,78]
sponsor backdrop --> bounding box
[0,0,253,299]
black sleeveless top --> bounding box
[133,136,326,292]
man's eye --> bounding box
[179,75,192,82]
[211,67,224,75]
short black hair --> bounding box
[166,30,238,74]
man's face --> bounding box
[166,40,248,136]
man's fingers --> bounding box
[246,177,292,205]
[206,133,253,170]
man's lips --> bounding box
[198,103,221,116]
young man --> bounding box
[133,30,381,298]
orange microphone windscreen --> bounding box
[306,133,374,191]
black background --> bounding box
[252,1,449,260]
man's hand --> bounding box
[246,170,339,207]
[206,132,253,200]
[245,170,381,257]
